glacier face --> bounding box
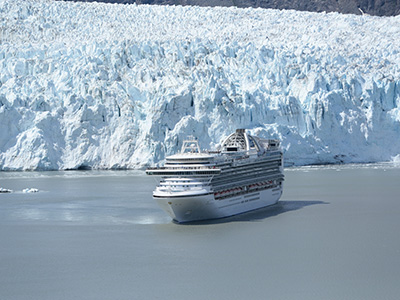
[0,0,400,170]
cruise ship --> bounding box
[146,129,284,223]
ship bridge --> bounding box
[165,136,215,165]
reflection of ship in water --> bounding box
[146,129,284,223]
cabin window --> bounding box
[227,147,238,152]
[248,138,255,148]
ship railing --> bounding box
[146,166,219,171]
[157,186,207,193]
[213,168,282,186]
[212,172,284,191]
[146,168,221,177]
[206,150,221,154]
[213,177,284,200]
[231,154,281,167]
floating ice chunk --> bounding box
[23,188,39,193]
[391,155,400,164]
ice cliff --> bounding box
[1,0,400,170]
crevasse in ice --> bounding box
[0,0,399,170]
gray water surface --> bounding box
[1,165,400,300]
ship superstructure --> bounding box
[146,129,284,223]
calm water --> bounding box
[1,165,400,300]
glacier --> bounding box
[0,0,400,170]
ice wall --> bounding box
[1,0,400,170]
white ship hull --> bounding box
[154,186,283,223]
[147,129,284,223]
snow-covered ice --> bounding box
[392,154,400,165]
[22,188,39,193]
[0,187,12,193]
[1,0,400,170]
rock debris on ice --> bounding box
[1,0,400,170]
